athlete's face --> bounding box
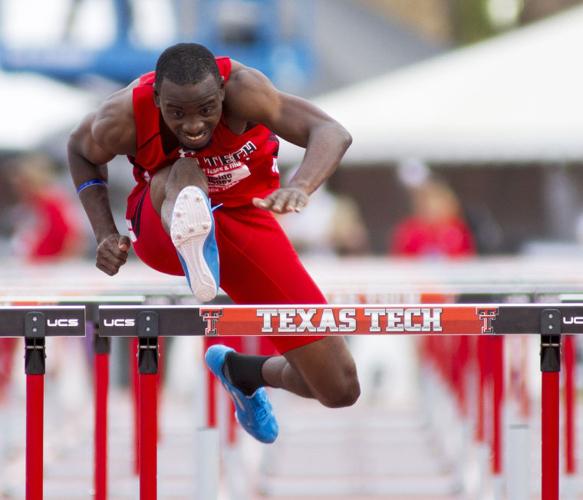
[155,74,225,150]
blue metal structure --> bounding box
[0,0,312,88]
[195,0,312,90]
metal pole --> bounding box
[563,336,576,475]
[542,370,560,500]
[540,308,562,500]
[131,337,139,475]
[94,331,110,500]
[204,338,217,429]
[563,335,576,499]
[138,336,158,500]
[491,336,504,499]
[476,336,487,443]
[25,337,45,500]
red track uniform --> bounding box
[125,57,325,353]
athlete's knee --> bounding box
[318,362,360,408]
[168,158,208,193]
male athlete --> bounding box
[68,43,359,443]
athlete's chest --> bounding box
[169,123,275,193]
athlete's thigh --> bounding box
[126,181,183,275]
[148,165,172,214]
[214,206,327,353]
[215,206,326,304]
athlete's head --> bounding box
[154,43,225,150]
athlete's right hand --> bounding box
[96,234,131,276]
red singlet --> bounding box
[127,57,280,208]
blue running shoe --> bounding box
[205,345,279,444]
[171,186,220,302]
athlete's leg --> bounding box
[148,159,219,302]
[148,158,208,232]
[263,339,359,408]
[215,206,360,408]
[129,189,359,410]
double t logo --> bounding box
[476,307,499,334]
[201,309,224,336]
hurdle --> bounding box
[98,302,583,500]
[0,305,85,500]
[4,256,583,498]
[2,295,147,500]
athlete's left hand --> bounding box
[253,187,309,214]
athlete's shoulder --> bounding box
[224,60,279,120]
[92,81,138,155]
[97,78,139,123]
[227,60,273,91]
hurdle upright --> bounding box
[0,305,85,500]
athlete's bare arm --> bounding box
[67,85,136,275]
[225,62,352,214]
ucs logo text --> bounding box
[103,318,136,327]
[47,319,80,327]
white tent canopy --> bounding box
[0,72,95,151]
[279,7,583,165]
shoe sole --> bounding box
[171,186,217,302]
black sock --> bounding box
[222,352,270,396]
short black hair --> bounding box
[155,43,220,89]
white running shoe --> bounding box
[170,186,219,303]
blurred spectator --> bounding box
[389,178,476,258]
[279,184,369,256]
[6,154,85,262]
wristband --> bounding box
[77,178,107,194]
